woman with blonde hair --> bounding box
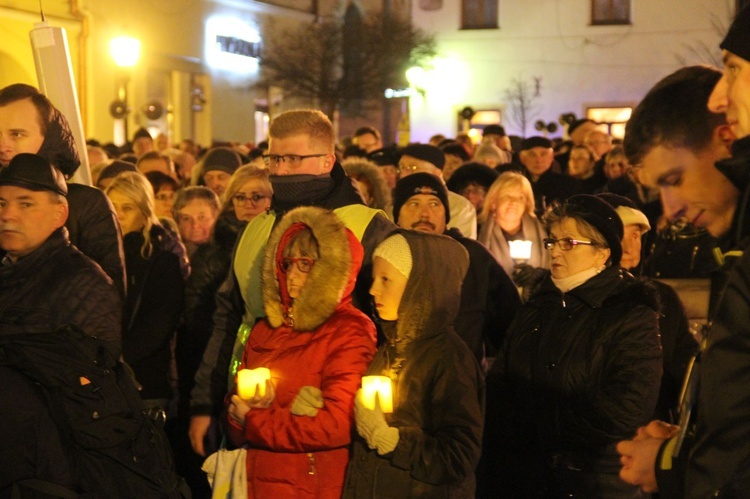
[105,171,187,414]
[478,171,550,284]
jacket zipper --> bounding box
[307,452,315,475]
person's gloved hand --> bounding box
[290,386,324,417]
[354,390,399,455]
[512,264,546,287]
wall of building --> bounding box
[409,0,732,142]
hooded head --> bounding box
[262,206,362,331]
[374,230,469,346]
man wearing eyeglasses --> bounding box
[617,6,750,497]
[188,109,395,457]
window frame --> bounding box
[591,0,631,26]
[461,0,500,30]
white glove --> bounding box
[290,386,324,417]
[354,390,400,455]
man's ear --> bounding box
[716,124,736,150]
[54,202,69,228]
[322,153,336,173]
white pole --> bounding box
[30,21,91,185]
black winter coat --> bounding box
[66,183,126,297]
[446,228,521,364]
[481,266,662,498]
[665,136,750,498]
[343,231,484,499]
[122,224,185,400]
[177,212,245,414]
[0,227,122,358]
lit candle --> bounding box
[237,368,270,399]
[509,240,532,261]
[361,375,393,413]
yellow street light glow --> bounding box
[405,66,426,88]
[110,36,141,68]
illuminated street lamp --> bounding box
[110,36,141,144]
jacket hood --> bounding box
[386,229,469,347]
[37,107,80,177]
[342,157,392,211]
[262,206,363,331]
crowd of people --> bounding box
[1,4,750,498]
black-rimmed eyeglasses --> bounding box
[543,238,597,251]
[232,193,269,206]
[262,154,327,168]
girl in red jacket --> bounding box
[225,206,377,498]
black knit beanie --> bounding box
[393,172,450,225]
[721,4,750,62]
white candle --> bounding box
[237,368,270,399]
[361,375,393,413]
[509,240,532,260]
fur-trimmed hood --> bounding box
[342,157,393,212]
[262,206,363,331]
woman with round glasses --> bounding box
[480,195,662,498]
[224,206,377,498]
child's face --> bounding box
[370,256,408,320]
[283,254,314,299]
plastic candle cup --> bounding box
[237,368,270,399]
[361,375,393,413]
[509,240,532,261]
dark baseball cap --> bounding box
[0,153,68,196]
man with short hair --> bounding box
[0,83,125,295]
[352,126,383,154]
[519,136,582,215]
[398,143,478,238]
[132,127,154,157]
[584,129,614,161]
[136,150,175,178]
[189,109,395,456]
[616,9,750,493]
[392,172,520,366]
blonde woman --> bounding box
[105,171,187,414]
[478,171,550,280]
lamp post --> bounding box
[110,36,140,145]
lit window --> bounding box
[462,0,499,30]
[586,106,633,140]
[591,0,631,25]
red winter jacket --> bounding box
[226,206,377,498]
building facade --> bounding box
[408,0,734,142]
